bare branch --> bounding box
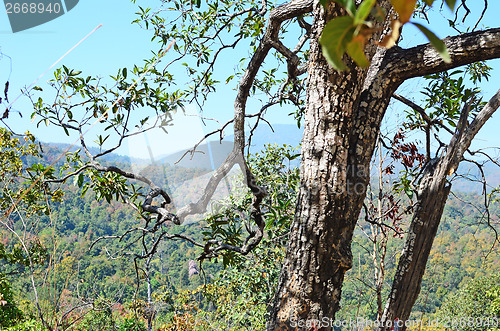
[473,0,488,31]
[176,150,239,220]
[177,0,313,223]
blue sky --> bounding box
[1,0,499,160]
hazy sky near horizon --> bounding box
[1,0,500,160]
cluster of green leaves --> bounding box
[84,170,130,204]
[30,61,180,151]
[0,276,24,328]
[488,287,500,318]
[320,0,458,70]
[58,148,141,209]
[0,240,48,271]
[320,0,381,70]
[418,64,490,129]
[0,128,59,216]
[0,129,38,176]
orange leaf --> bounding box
[448,167,455,176]
[390,0,417,23]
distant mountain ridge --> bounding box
[38,123,500,194]
[160,141,234,170]
[159,123,304,169]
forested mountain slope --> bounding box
[2,142,500,330]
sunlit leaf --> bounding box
[354,0,376,25]
[320,16,355,71]
[412,22,451,63]
[377,19,401,48]
[390,0,417,23]
[404,186,413,199]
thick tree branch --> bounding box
[387,28,500,81]
[176,150,239,220]
[457,89,500,157]
[269,39,302,79]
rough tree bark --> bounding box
[380,89,500,330]
[268,2,395,328]
[267,1,500,329]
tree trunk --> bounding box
[266,0,500,327]
[380,89,500,330]
[380,159,452,330]
[267,2,398,330]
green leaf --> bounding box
[444,0,457,11]
[412,22,450,63]
[122,68,127,79]
[73,173,83,187]
[346,36,370,67]
[354,0,376,25]
[423,0,434,5]
[404,185,413,199]
[320,16,355,71]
